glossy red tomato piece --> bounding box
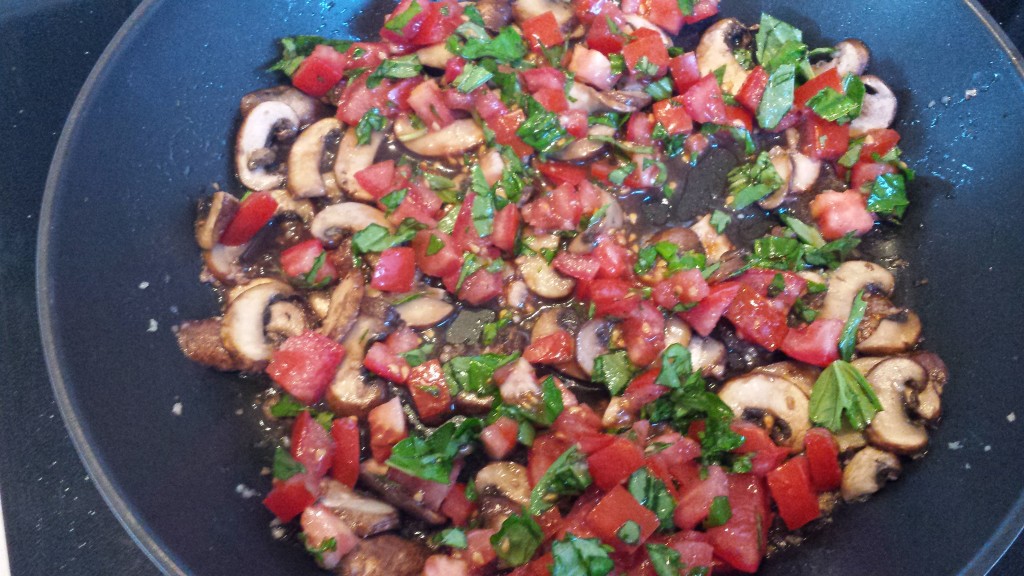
[683,0,720,23]
[674,464,729,529]
[490,203,520,254]
[486,109,533,157]
[354,160,399,200]
[804,428,843,492]
[363,341,410,384]
[441,483,475,526]
[456,269,503,305]
[553,252,601,281]
[725,104,754,132]
[263,478,316,522]
[705,474,770,573]
[652,269,710,309]
[683,74,728,125]
[379,0,428,43]
[767,456,821,530]
[371,247,416,293]
[335,74,390,125]
[679,281,740,337]
[480,417,519,460]
[589,278,640,317]
[859,128,901,161]
[586,12,628,54]
[622,300,666,367]
[521,66,567,92]
[408,79,454,129]
[737,269,807,314]
[587,437,645,491]
[389,183,442,227]
[412,230,462,277]
[793,67,843,109]
[781,318,843,367]
[291,44,348,97]
[528,434,572,485]
[800,113,850,161]
[330,417,360,488]
[552,406,610,453]
[522,10,565,50]
[219,191,278,246]
[736,65,768,113]
[593,241,634,279]
[525,330,576,365]
[850,161,898,190]
[459,529,498,570]
[291,410,335,480]
[280,239,336,286]
[368,397,407,463]
[669,52,701,93]
[537,162,588,186]
[644,0,686,34]
[625,112,655,145]
[652,97,694,136]
[810,189,875,240]
[587,485,660,551]
[730,421,790,477]
[408,359,453,424]
[724,284,790,351]
[267,331,346,405]
[522,183,582,232]
[408,0,463,46]
[623,34,669,77]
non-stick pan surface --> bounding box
[38,0,1024,574]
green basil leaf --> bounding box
[627,468,677,531]
[551,534,614,576]
[592,351,635,396]
[272,446,305,481]
[491,514,543,567]
[704,495,732,528]
[268,36,353,76]
[454,62,494,93]
[757,63,795,130]
[433,527,468,549]
[710,210,732,233]
[727,151,783,209]
[838,290,867,361]
[868,173,910,219]
[384,0,423,33]
[528,446,592,515]
[355,107,387,145]
[809,360,883,432]
[386,418,483,483]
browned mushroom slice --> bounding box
[202,243,248,285]
[841,446,901,502]
[334,127,384,201]
[288,117,342,199]
[220,279,294,369]
[718,371,811,451]
[518,254,576,300]
[864,358,929,454]
[812,39,871,78]
[194,192,239,250]
[512,0,574,29]
[575,318,613,376]
[696,19,754,94]
[357,465,448,525]
[555,124,615,162]
[415,43,457,69]
[789,151,821,193]
[690,214,735,263]
[498,358,543,406]
[239,85,326,126]
[594,90,653,113]
[394,117,485,158]
[392,288,454,328]
[689,335,727,380]
[311,202,393,247]
[856,309,922,355]
[475,462,531,530]
[236,101,299,191]
[477,0,513,31]
[568,191,624,253]
[318,478,400,537]
[320,271,366,341]
[266,188,315,223]
[326,313,389,418]
[753,361,821,397]
[850,75,897,136]
[337,533,431,576]
[175,318,244,371]
[265,298,312,345]
[906,351,946,423]
[820,261,895,321]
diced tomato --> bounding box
[389,466,457,510]
[480,417,519,460]
[586,437,645,490]
[652,97,694,136]
[525,330,576,365]
[407,359,453,423]
[491,203,520,254]
[443,56,466,85]
[652,269,710,310]
[767,456,820,530]
[390,183,442,227]
[622,301,666,367]
[766,108,805,133]
[267,331,346,405]
[781,318,843,367]
[737,269,807,314]
[706,474,770,573]
[408,0,463,46]
[684,132,710,157]
[850,161,898,190]
[384,327,421,355]
[589,278,640,317]
[859,128,901,162]
[370,247,416,293]
[537,162,588,186]
[355,160,399,200]
[219,191,277,246]
[291,411,335,479]
[486,109,534,157]
[553,252,600,281]
[441,483,475,526]
[522,11,565,51]
[263,478,316,522]
[674,465,728,529]
[280,239,337,286]
[683,0,719,23]
[424,555,469,576]
[459,529,498,570]
[291,45,347,98]
[412,229,463,277]
[623,34,669,77]
[804,428,843,492]
[408,79,454,129]
[800,113,850,161]
[380,0,428,43]
[456,269,503,305]
[568,45,616,90]
[552,406,609,453]
[736,66,768,113]
[683,74,728,125]
[587,485,660,551]
[731,421,790,477]
[666,537,714,573]
[644,0,686,34]
[368,397,407,462]
[560,109,589,139]
[586,12,628,54]
[623,369,667,406]
[724,285,790,351]
[475,89,510,122]
[679,281,740,337]
[521,66,568,92]
[335,75,385,126]
[626,112,655,145]
[725,104,754,132]
[810,189,875,240]
[529,434,572,485]
[363,342,410,384]
[301,504,359,568]
[669,52,701,94]
[794,68,843,109]
[573,0,620,23]
[522,183,582,232]
[593,241,633,279]
[534,86,569,113]
[330,417,360,488]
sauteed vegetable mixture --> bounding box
[176,0,948,573]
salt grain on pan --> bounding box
[147,319,158,332]
[965,463,972,470]
[270,526,286,540]
[941,95,952,105]
[235,484,258,499]
[1009,412,1017,423]
[138,281,150,289]
[985,445,992,452]
[965,88,978,99]
[171,402,183,416]
[947,441,963,450]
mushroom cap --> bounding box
[865,357,929,454]
[334,127,384,202]
[517,254,576,299]
[690,213,735,263]
[326,315,387,418]
[239,85,324,126]
[475,462,531,507]
[696,19,753,94]
[194,191,239,250]
[513,0,574,29]
[320,271,366,341]
[220,279,294,366]
[856,310,922,355]
[393,290,455,328]
[202,243,248,285]
[288,117,342,199]
[841,446,901,502]
[850,75,897,137]
[395,117,485,158]
[576,318,613,376]
[318,478,400,538]
[719,371,811,451]
[689,335,727,380]
[311,202,393,246]
[812,39,871,78]
[235,101,298,191]
[820,260,895,321]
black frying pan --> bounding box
[37,0,1024,574]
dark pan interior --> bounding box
[38,0,1024,574]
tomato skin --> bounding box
[441,483,475,526]
[363,341,410,384]
[804,428,843,492]
[683,0,719,23]
[669,52,701,93]
[793,67,842,109]
[589,278,640,317]
[292,44,348,97]
[587,437,645,491]
[455,269,503,305]
[652,269,709,309]
[412,230,462,278]
[291,410,336,480]
[458,529,498,570]
[552,406,609,452]
[407,0,463,46]
[810,189,875,241]
[781,318,843,367]
[674,464,729,529]
[522,11,565,51]
[529,434,572,485]
[491,203,520,254]
[731,421,790,477]
[683,74,729,125]
[623,34,670,77]
[263,478,316,522]
[354,160,398,199]
[705,474,770,573]
[219,192,278,246]
[379,0,428,43]
[622,300,666,367]
[586,12,628,54]
[408,79,454,129]
[767,456,821,530]
[736,65,768,113]
[850,161,898,190]
[486,109,533,157]
[267,331,346,405]
[593,241,634,280]
[652,97,694,136]
[644,0,685,34]
[553,252,600,282]
[626,112,655,145]
[737,269,807,314]
[330,417,360,488]
[368,397,407,463]
[679,281,740,337]
[859,128,901,161]
[407,359,453,424]
[537,161,589,186]
[534,86,570,113]
[522,183,582,232]
[587,485,660,552]
[800,113,850,161]
[335,74,390,125]
[280,239,337,286]
[525,330,576,365]
[480,417,519,460]
[724,284,790,351]
[371,247,416,292]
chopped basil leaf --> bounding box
[634,56,660,77]
[767,272,786,298]
[804,233,861,269]
[727,151,783,210]
[518,97,573,154]
[437,203,460,234]
[454,62,494,93]
[272,446,305,481]
[590,134,655,155]
[351,219,423,254]
[528,446,592,515]
[384,0,423,33]
[270,394,305,418]
[443,353,519,397]
[805,75,864,124]
[367,55,422,88]
[551,534,614,576]
[838,137,866,168]
[386,418,483,483]
[609,162,636,186]
[268,36,353,76]
[868,173,910,219]
[645,77,675,101]
[380,188,408,214]
[677,0,695,16]
[455,253,484,291]
[647,543,684,576]
[704,495,732,528]
[627,468,677,531]
[480,316,511,345]
[592,351,635,396]
[792,299,818,324]
[734,47,755,70]
[757,63,795,130]
[838,290,867,362]
[536,376,566,426]
[491,514,543,567]
[304,536,338,564]
[452,24,527,64]
[400,341,435,368]
[426,234,446,256]
[710,210,732,233]
[433,527,468,549]
[470,166,496,237]
[463,4,485,26]
[756,14,807,70]
[809,360,883,432]
[748,235,804,270]
[781,214,826,248]
[609,53,626,76]
[355,107,387,145]
[616,521,641,545]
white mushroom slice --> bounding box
[265,299,311,342]
[393,293,455,328]
[812,39,870,78]
[308,291,332,320]
[475,462,531,507]
[240,85,324,126]
[789,152,821,193]
[569,189,624,253]
[576,319,613,376]
[236,101,299,191]
[907,352,946,423]
[850,75,897,137]
[327,315,386,417]
[841,447,901,502]
[696,19,752,94]
[623,14,671,44]
[311,202,393,246]
[857,311,922,355]
[195,192,239,250]
[865,358,929,454]
[506,279,530,309]
[718,372,811,451]
[690,214,734,263]
[318,478,400,537]
[566,82,604,113]
[518,255,575,299]
[753,361,821,397]
[602,396,635,431]
[664,318,692,349]
[834,429,868,453]
[395,117,485,157]
[203,243,248,285]
[221,280,293,366]
[820,261,895,321]
[288,117,342,199]
[513,0,574,29]
[760,146,794,210]
[267,188,315,223]
[415,43,456,69]
[499,358,542,405]
[689,336,727,380]
[851,356,885,377]
[334,127,384,202]
[320,272,366,341]
[556,124,616,162]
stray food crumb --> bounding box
[147,319,159,332]
[947,441,963,450]
[965,88,978,99]
[1009,412,1017,423]
[984,445,992,452]
[138,281,150,289]
[270,526,286,540]
[235,408,244,416]
[171,402,183,416]
[235,484,258,499]
[941,95,952,105]
[965,463,972,470]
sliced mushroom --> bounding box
[477,0,513,31]
[569,191,625,252]
[759,147,793,209]
[287,117,342,199]
[718,371,811,451]
[265,298,312,344]
[857,310,922,355]
[576,318,613,376]
[318,478,400,537]
[789,152,821,193]
[326,313,388,417]
[820,261,895,321]
[498,358,542,406]
[194,192,239,250]
[513,0,574,29]
[220,279,294,369]
[334,127,384,202]
[394,117,485,158]
[236,101,299,191]
[850,75,897,136]
[663,318,692,349]
[841,446,901,502]
[393,290,455,328]
[357,464,448,525]
[602,395,635,431]
[696,19,753,94]
[267,188,315,223]
[690,214,735,263]
[175,318,244,371]
[506,279,531,309]
[753,361,821,397]
[907,351,946,423]
[812,39,871,78]
[203,243,248,285]
[415,43,457,69]
[834,429,868,453]
[865,358,929,454]
[556,124,616,162]
[518,255,576,300]
[476,462,531,507]
[311,202,393,247]
[689,335,727,380]
[594,90,653,114]
[337,534,431,576]
[320,271,366,340]
[239,85,325,126]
